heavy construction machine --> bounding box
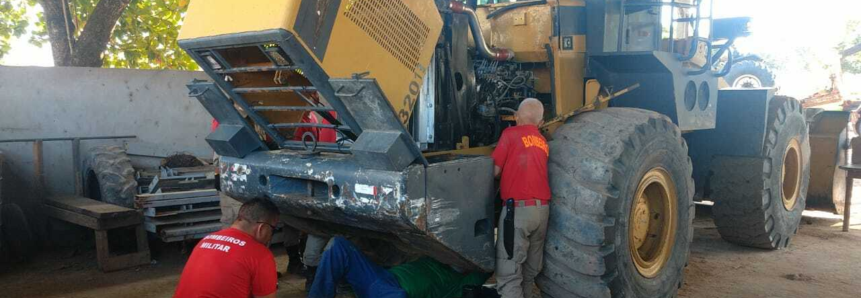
[177,0,809,297]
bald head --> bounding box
[516,98,544,126]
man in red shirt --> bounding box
[491,98,551,298]
[174,198,281,298]
[294,111,339,143]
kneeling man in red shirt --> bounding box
[174,198,281,298]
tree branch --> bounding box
[842,42,861,59]
[71,0,131,67]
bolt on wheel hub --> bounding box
[733,74,763,88]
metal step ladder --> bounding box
[194,46,353,153]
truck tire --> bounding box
[725,60,776,88]
[83,146,137,208]
[711,97,809,249]
[537,108,694,298]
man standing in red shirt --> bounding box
[174,198,281,298]
[491,98,551,298]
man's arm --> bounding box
[491,132,509,178]
[251,253,278,298]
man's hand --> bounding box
[494,165,501,178]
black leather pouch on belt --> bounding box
[504,198,515,260]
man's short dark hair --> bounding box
[237,198,280,223]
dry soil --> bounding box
[2,205,860,298]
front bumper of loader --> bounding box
[219,150,496,272]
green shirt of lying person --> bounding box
[388,257,490,298]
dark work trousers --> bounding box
[308,237,407,298]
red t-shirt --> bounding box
[491,125,551,202]
[293,111,338,142]
[173,228,277,298]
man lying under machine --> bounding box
[306,236,497,298]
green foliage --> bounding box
[104,0,195,69]
[838,20,861,75]
[0,0,30,59]
[1,0,195,69]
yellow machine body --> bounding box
[181,0,444,125]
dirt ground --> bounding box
[678,205,861,298]
[2,205,860,298]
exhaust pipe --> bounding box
[449,1,515,61]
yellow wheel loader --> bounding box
[178,1,808,297]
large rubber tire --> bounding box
[537,108,695,298]
[82,146,137,208]
[1,203,35,261]
[724,60,776,88]
[711,97,810,249]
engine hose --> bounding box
[449,1,515,61]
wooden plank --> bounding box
[0,152,4,205]
[143,205,220,217]
[845,175,853,232]
[72,139,82,196]
[94,230,110,269]
[144,210,221,231]
[162,232,215,243]
[154,179,216,193]
[33,141,44,193]
[136,195,219,208]
[99,214,143,230]
[135,225,150,255]
[95,225,151,272]
[44,205,99,229]
[170,166,216,174]
[43,204,141,230]
[136,189,218,202]
[46,196,137,219]
[159,222,222,239]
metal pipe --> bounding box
[449,2,514,61]
[678,0,702,62]
[0,135,136,143]
[73,138,82,196]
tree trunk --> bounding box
[39,0,131,67]
[39,0,75,66]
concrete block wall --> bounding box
[0,66,215,198]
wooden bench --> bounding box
[43,196,150,272]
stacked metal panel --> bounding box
[134,167,222,242]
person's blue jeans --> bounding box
[308,237,407,298]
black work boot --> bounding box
[303,266,318,291]
[285,244,303,275]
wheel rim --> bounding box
[782,138,802,210]
[733,74,763,88]
[629,167,678,278]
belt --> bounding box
[511,199,548,207]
